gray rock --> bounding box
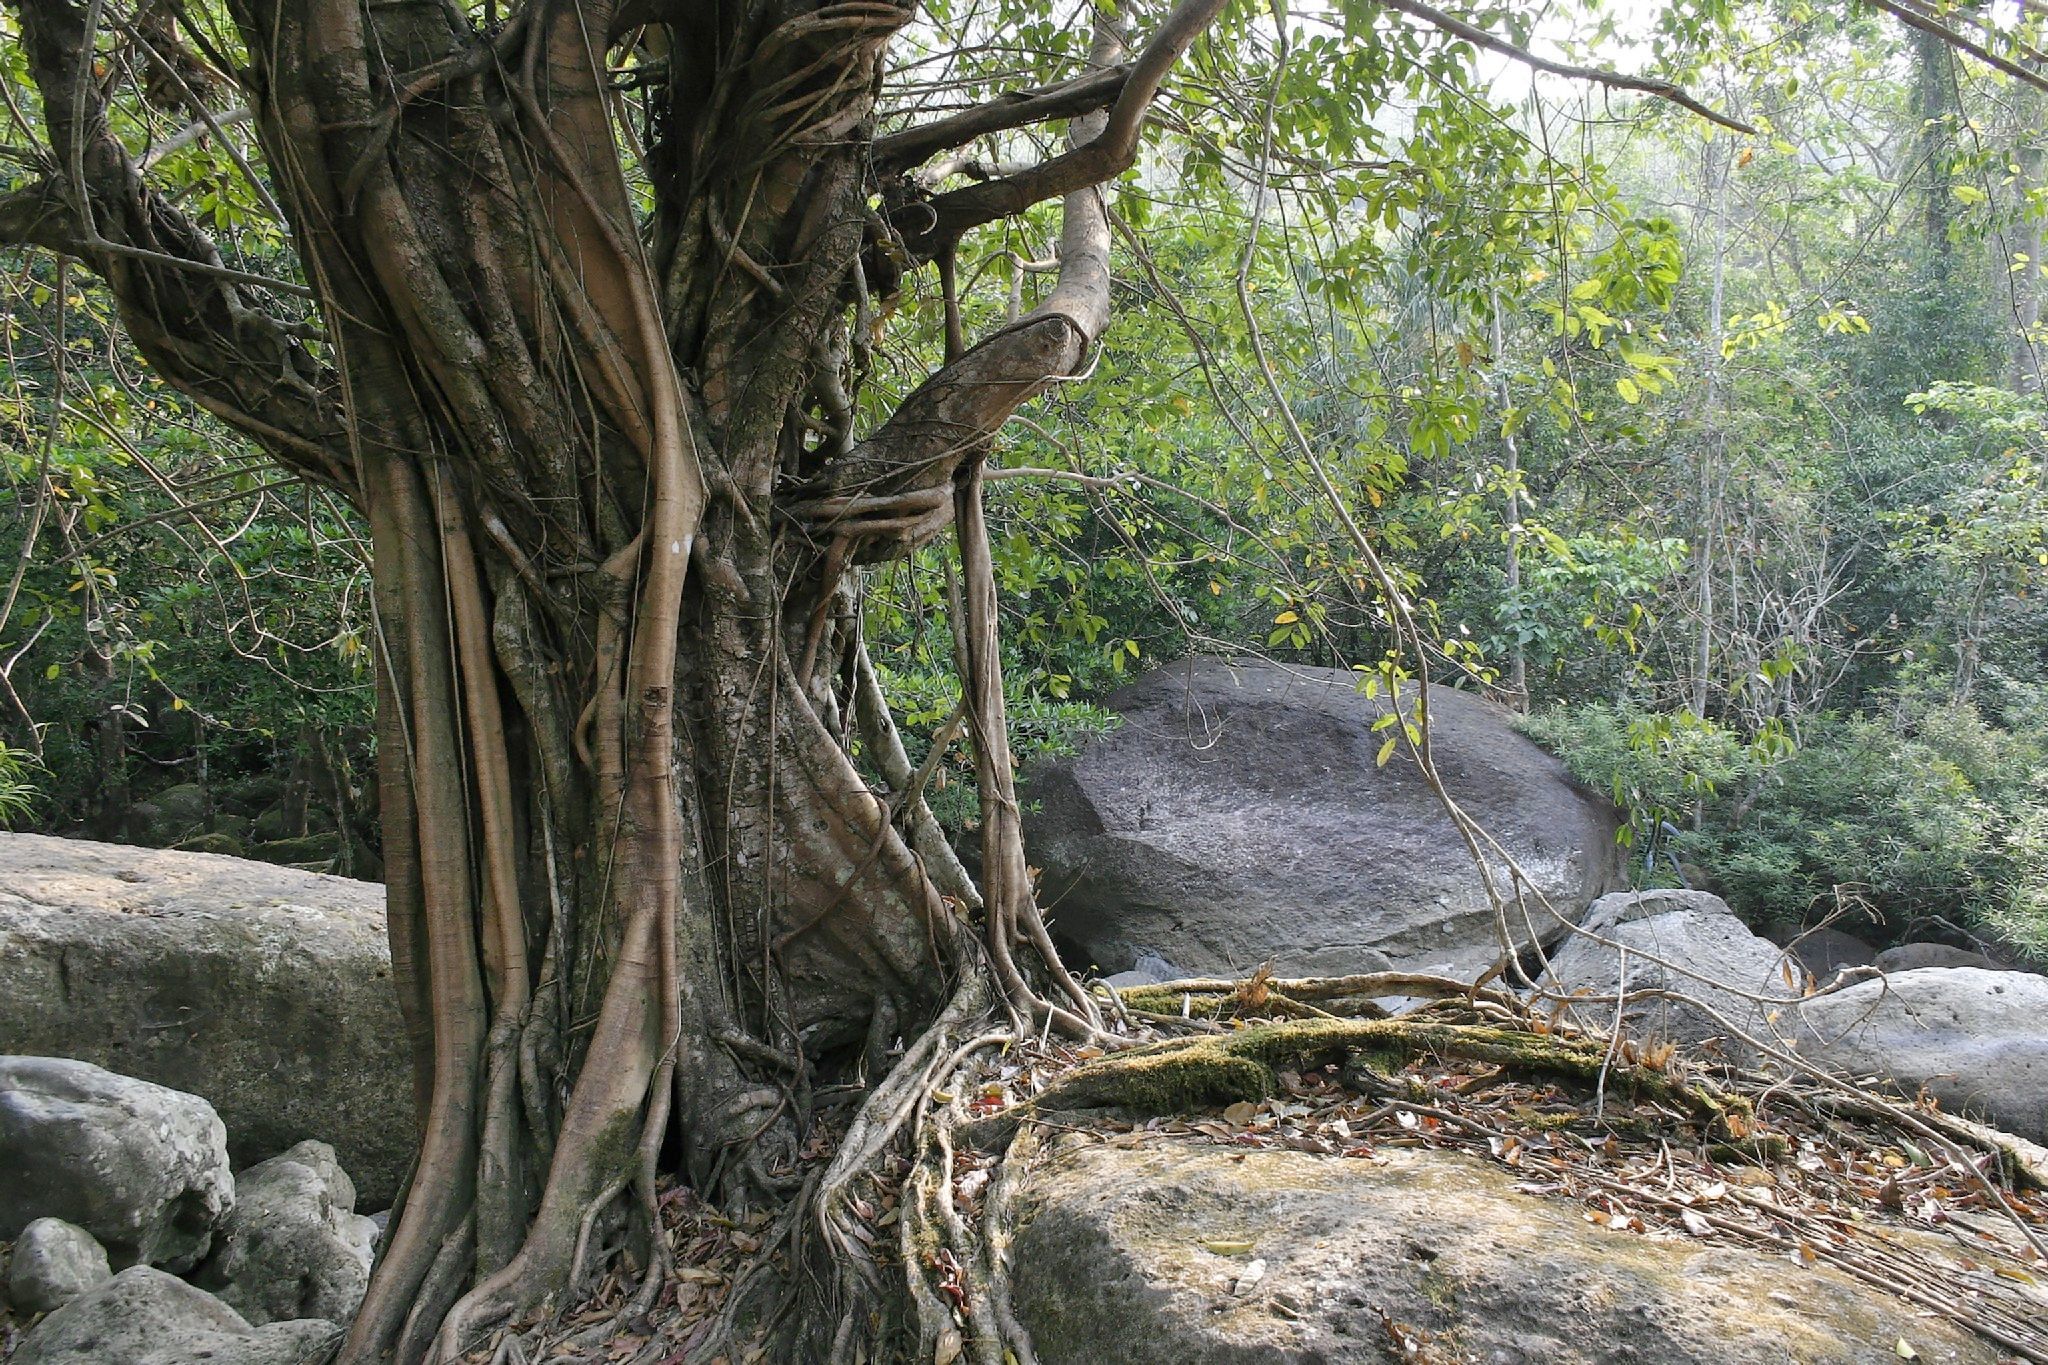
[1012,1139,2000,1363]
[10,1265,343,1365]
[124,785,211,849]
[1768,925,1877,982]
[0,1057,233,1272]
[193,1140,374,1325]
[0,832,415,1204]
[1797,967,2048,1142]
[6,1218,111,1315]
[1100,949,1184,990]
[1022,659,1624,982]
[1874,943,2022,974]
[1541,890,1804,1056]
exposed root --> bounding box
[1111,970,1530,1024]
[980,1124,1041,1365]
[997,1016,1753,1142]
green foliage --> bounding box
[870,657,1118,836]
[0,742,45,828]
[1524,699,2048,954]
[3,0,2044,966]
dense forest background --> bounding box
[3,0,2043,961]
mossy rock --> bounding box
[219,777,287,819]
[170,832,247,859]
[246,833,339,868]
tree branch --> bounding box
[1863,0,2048,93]
[799,12,1143,553]
[1378,0,1761,135]
[872,62,1132,177]
[4,0,351,496]
[892,0,1227,258]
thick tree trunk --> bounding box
[6,0,1219,1354]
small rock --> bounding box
[10,1266,343,1365]
[6,1219,111,1316]
[1102,950,1184,990]
[0,1057,233,1273]
[192,1140,375,1326]
[1541,890,1804,1056]
[1768,925,1877,983]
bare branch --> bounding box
[800,12,1150,553]
[4,0,350,494]
[872,62,1132,176]
[893,0,1228,257]
[1379,0,1760,135]
[1863,0,2048,92]
[138,106,252,168]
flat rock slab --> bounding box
[1022,659,1623,981]
[1012,1139,2001,1364]
[0,833,413,1205]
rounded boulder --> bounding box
[1022,658,1624,981]
[0,1057,233,1273]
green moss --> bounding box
[1031,1018,1748,1140]
[1419,1266,1459,1311]
[1112,987,1234,1018]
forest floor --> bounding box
[460,979,2048,1365]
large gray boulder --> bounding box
[0,833,415,1204]
[1797,967,2048,1143]
[1022,659,1624,982]
[0,1057,233,1273]
[193,1140,376,1326]
[1873,943,2025,974]
[1767,924,1877,983]
[10,1266,343,1365]
[1012,1139,2000,1364]
[6,1219,111,1316]
[1541,889,1804,1057]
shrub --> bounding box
[1522,699,2047,956]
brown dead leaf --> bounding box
[1235,964,1275,1011]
